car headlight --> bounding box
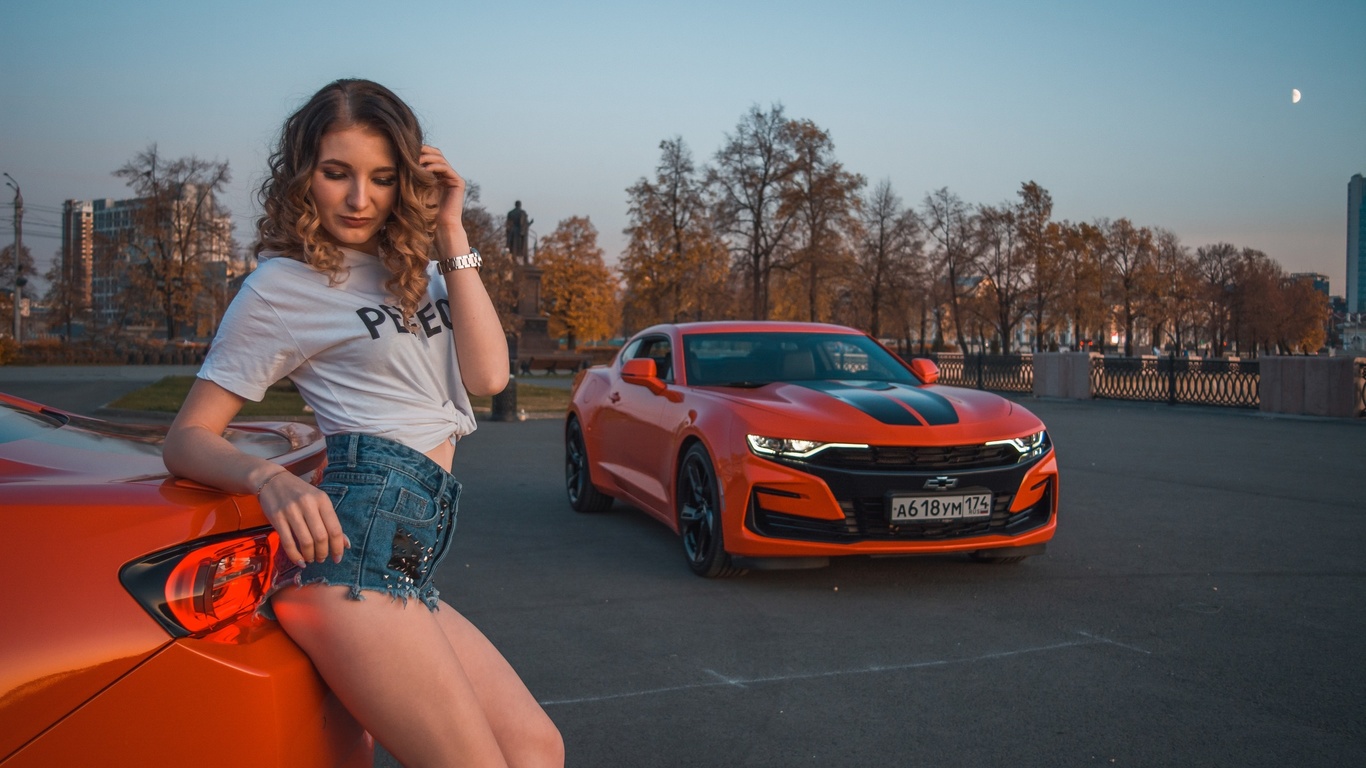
[985,430,1049,462]
[746,434,868,459]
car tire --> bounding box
[565,417,613,513]
[677,443,744,578]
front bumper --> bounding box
[723,446,1058,559]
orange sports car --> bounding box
[565,322,1058,577]
[0,393,370,767]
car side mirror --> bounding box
[909,358,939,385]
[622,358,668,395]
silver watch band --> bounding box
[436,248,482,274]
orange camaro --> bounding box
[0,393,369,767]
[566,322,1058,577]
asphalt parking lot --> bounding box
[4,368,1364,766]
[448,400,1366,768]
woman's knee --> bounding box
[521,715,564,768]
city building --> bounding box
[60,186,233,336]
[1349,173,1365,314]
[1290,272,1330,297]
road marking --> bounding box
[540,631,1148,707]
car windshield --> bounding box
[682,332,918,387]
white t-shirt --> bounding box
[199,248,477,452]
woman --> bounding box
[164,79,563,767]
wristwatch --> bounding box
[435,247,482,274]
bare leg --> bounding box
[430,600,564,767]
[273,585,560,767]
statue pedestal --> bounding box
[515,265,556,354]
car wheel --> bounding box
[565,418,612,513]
[677,443,744,578]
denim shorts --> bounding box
[265,432,461,615]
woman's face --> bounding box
[310,126,399,256]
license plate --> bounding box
[889,492,993,522]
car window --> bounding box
[628,336,674,383]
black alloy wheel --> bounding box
[565,418,612,513]
[677,443,743,578]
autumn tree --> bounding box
[1015,182,1061,351]
[0,244,36,334]
[1228,248,1282,355]
[113,146,233,339]
[535,216,618,350]
[621,137,730,330]
[1098,218,1154,356]
[1277,278,1329,353]
[44,249,88,339]
[1056,221,1106,349]
[920,188,979,351]
[709,104,799,320]
[777,119,865,322]
[461,184,520,334]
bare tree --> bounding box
[920,187,979,351]
[1195,242,1239,356]
[113,146,232,339]
[709,105,798,320]
[778,119,865,322]
[857,179,923,341]
[1145,229,1200,353]
[975,203,1030,352]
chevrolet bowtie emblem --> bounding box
[924,476,958,491]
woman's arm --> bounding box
[421,144,510,398]
[165,378,346,566]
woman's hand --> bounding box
[258,470,349,567]
[419,145,469,253]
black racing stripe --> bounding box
[799,381,927,426]
[883,383,959,425]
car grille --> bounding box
[748,482,1053,543]
[806,443,1021,471]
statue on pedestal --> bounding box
[505,200,532,263]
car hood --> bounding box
[702,380,1039,443]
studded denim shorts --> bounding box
[266,432,461,614]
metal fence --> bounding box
[924,352,1264,410]
[1090,356,1260,408]
[929,353,1034,393]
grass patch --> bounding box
[110,375,570,418]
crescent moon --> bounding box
[1292,88,1301,104]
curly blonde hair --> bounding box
[256,79,437,321]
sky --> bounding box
[2,0,1363,296]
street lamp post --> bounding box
[3,173,22,343]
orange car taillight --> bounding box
[121,529,280,638]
